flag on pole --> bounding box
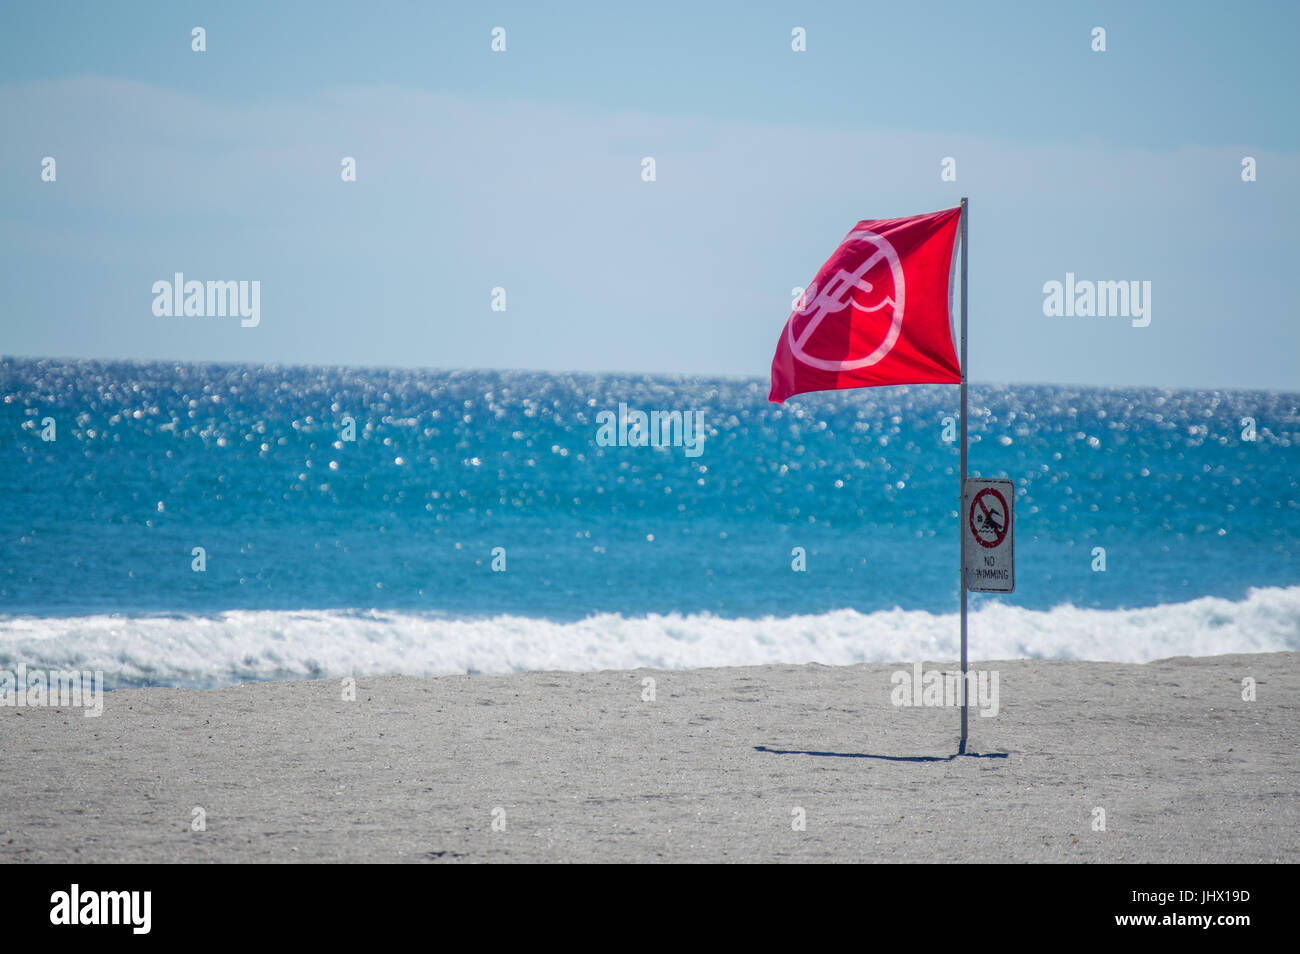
[768,201,977,755]
[769,206,962,403]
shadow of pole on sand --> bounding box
[754,745,1009,762]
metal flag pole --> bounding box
[958,196,969,756]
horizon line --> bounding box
[1,352,1296,398]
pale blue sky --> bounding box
[2,1,1297,389]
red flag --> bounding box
[769,206,962,403]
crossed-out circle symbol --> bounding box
[786,228,906,372]
[969,488,1009,549]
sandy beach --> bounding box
[1,652,1295,864]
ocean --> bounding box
[2,357,1297,688]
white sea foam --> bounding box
[1,586,1297,689]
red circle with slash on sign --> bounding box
[969,488,1010,549]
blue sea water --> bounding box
[1,357,1297,686]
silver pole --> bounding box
[959,197,969,756]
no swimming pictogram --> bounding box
[969,487,1009,549]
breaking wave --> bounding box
[1,585,1296,689]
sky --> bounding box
[1,1,1297,390]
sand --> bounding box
[1,652,1295,863]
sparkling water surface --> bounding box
[1,358,1297,685]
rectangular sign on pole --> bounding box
[963,477,1014,593]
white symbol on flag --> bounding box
[788,228,906,372]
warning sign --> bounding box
[963,478,1014,592]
